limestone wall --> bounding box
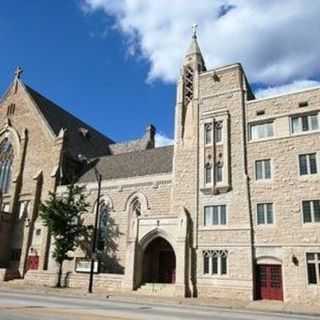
[246,86,320,304]
[51,174,173,276]
[196,65,254,299]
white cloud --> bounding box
[255,80,320,98]
[155,133,174,147]
[81,0,320,86]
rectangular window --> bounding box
[291,113,319,134]
[205,166,212,184]
[215,121,223,143]
[299,153,318,175]
[302,200,320,223]
[205,123,212,145]
[306,253,320,285]
[204,205,227,226]
[203,250,228,276]
[250,122,274,140]
[255,159,271,180]
[257,203,274,225]
[215,164,223,183]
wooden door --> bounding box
[27,256,39,271]
[256,264,283,301]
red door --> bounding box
[256,265,283,301]
[27,256,39,271]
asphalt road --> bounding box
[0,290,318,320]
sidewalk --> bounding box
[1,280,319,317]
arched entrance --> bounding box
[142,237,176,284]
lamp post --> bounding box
[88,167,102,294]
[77,154,102,294]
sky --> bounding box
[1,1,320,146]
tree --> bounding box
[39,184,90,288]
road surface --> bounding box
[0,289,318,320]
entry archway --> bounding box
[142,237,176,284]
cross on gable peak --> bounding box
[192,24,198,39]
[14,66,23,80]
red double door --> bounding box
[27,256,39,271]
[256,264,283,301]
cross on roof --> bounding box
[14,66,23,80]
[192,24,198,39]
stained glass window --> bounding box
[0,138,14,194]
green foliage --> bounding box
[40,184,90,266]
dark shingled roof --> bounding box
[78,145,174,183]
[25,85,114,158]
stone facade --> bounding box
[0,35,320,305]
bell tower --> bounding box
[171,26,206,297]
[175,25,206,144]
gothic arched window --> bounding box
[131,198,141,217]
[97,202,109,251]
[0,138,14,194]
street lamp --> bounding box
[78,154,102,294]
[88,167,102,293]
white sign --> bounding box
[75,258,99,273]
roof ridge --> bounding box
[97,144,174,160]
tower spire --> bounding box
[184,25,206,71]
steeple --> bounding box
[183,25,206,71]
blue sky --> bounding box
[0,1,175,143]
[1,1,320,145]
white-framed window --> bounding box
[205,165,213,184]
[299,153,318,175]
[250,122,274,140]
[204,205,227,226]
[302,200,320,223]
[257,203,274,225]
[255,159,271,180]
[291,113,319,134]
[215,163,223,183]
[203,250,228,276]
[307,253,320,285]
[215,121,223,143]
[205,123,213,145]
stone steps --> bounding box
[136,283,176,296]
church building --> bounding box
[0,31,319,304]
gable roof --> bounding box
[24,84,115,158]
[78,145,174,183]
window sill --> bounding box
[200,185,231,195]
[255,224,275,228]
[298,174,320,179]
[302,223,320,227]
[199,275,229,279]
[200,225,228,231]
[291,130,320,137]
[215,184,230,194]
[249,136,274,143]
[254,179,272,183]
